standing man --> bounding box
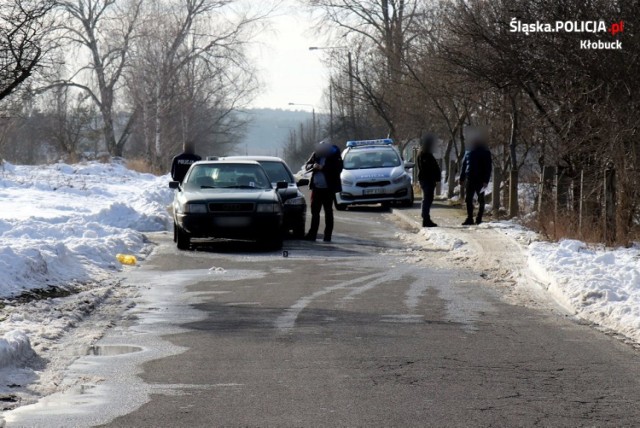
[459,132,492,225]
[304,141,343,242]
[171,141,201,182]
[417,133,442,227]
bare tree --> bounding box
[41,85,95,160]
[309,0,427,142]
[0,0,55,102]
[127,0,265,167]
[53,0,143,157]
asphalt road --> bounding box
[8,203,640,427]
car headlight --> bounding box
[392,175,408,184]
[342,179,354,186]
[284,196,306,206]
[185,203,207,213]
[256,203,282,213]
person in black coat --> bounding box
[417,133,441,227]
[304,141,343,242]
[459,134,492,225]
[171,141,202,182]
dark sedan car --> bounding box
[170,160,287,250]
[221,156,308,238]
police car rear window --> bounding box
[343,149,401,170]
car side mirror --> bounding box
[404,161,415,169]
[169,181,180,189]
[276,181,289,189]
[297,178,309,187]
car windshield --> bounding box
[259,161,294,184]
[343,149,401,170]
[184,163,271,189]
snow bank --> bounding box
[0,161,171,368]
[528,239,640,341]
[0,331,34,368]
[0,161,172,298]
[418,228,467,251]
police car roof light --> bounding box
[346,138,393,148]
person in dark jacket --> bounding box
[459,133,492,225]
[417,133,441,227]
[171,141,202,182]
[304,141,343,242]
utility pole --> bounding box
[348,51,356,138]
[288,102,316,141]
[329,79,334,143]
[309,46,354,141]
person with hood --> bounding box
[304,141,343,242]
[171,141,202,182]
[459,131,492,225]
[416,133,441,227]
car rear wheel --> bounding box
[176,226,191,250]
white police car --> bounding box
[335,139,414,210]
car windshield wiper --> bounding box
[200,185,220,189]
[222,185,263,189]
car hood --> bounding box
[341,166,405,182]
[179,188,280,203]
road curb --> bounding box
[390,207,423,229]
[391,205,573,318]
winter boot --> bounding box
[462,217,475,226]
[475,216,483,225]
[423,217,438,227]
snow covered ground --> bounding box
[528,239,640,341]
[395,205,640,345]
[0,161,172,378]
[483,221,640,342]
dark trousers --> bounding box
[465,181,485,220]
[308,188,334,239]
[420,182,436,220]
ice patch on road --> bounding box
[3,251,211,427]
[381,314,424,323]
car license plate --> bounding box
[214,217,251,227]
[364,188,384,195]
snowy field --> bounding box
[0,161,171,374]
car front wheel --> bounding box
[335,203,348,211]
[176,226,191,250]
[258,234,283,251]
[401,188,415,207]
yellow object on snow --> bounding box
[116,254,137,265]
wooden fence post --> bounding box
[538,166,556,213]
[492,166,501,216]
[578,170,584,237]
[435,158,443,196]
[555,167,570,217]
[604,168,616,244]
[447,160,457,199]
[508,168,519,218]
